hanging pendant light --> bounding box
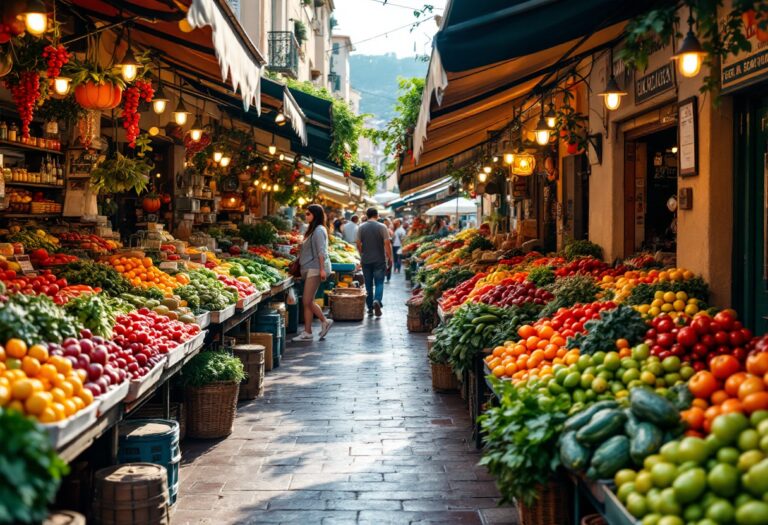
[219,155,231,167]
[22,0,48,36]
[268,134,277,156]
[213,150,223,163]
[545,101,557,129]
[275,112,286,126]
[189,113,204,142]
[672,7,707,78]
[534,102,551,146]
[152,82,169,114]
[119,49,139,82]
[478,171,488,183]
[599,48,627,110]
[173,96,189,125]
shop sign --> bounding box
[721,1,768,93]
[635,64,675,104]
[678,97,699,177]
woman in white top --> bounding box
[392,219,406,273]
[293,204,333,342]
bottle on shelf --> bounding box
[8,123,17,142]
[0,121,7,141]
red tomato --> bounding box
[710,355,742,380]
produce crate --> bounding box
[331,263,357,272]
[210,304,236,324]
[195,311,211,329]
[236,292,261,311]
[603,483,638,525]
[125,360,167,402]
[164,343,186,369]
[98,381,130,416]
[42,401,99,449]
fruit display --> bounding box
[471,280,554,307]
[106,255,186,296]
[635,290,704,319]
[174,269,238,312]
[52,260,135,297]
[8,229,59,253]
[223,257,285,290]
[328,236,360,265]
[0,269,67,298]
[29,249,78,267]
[215,273,258,299]
[118,294,196,324]
[57,232,120,254]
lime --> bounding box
[716,447,741,465]
[555,368,569,385]
[563,371,581,389]
[572,389,587,403]
[759,435,768,453]
[591,377,609,394]
[662,356,681,372]
[678,460,699,472]
[651,462,678,488]
[751,410,768,427]
[592,351,606,364]
[706,499,735,524]
[707,463,740,497]
[658,487,682,515]
[644,454,664,471]
[706,434,726,456]
[618,482,636,503]
[713,413,750,445]
[680,365,695,380]
[621,358,640,369]
[647,362,664,377]
[641,514,661,525]
[604,352,621,371]
[627,492,649,518]
[622,368,641,384]
[683,503,705,522]
[633,343,651,361]
[739,429,761,452]
[635,470,654,494]
[744,459,768,495]
[738,450,766,472]
[577,354,591,371]
[615,468,637,487]
[673,468,707,503]
[735,501,768,525]
[580,373,595,389]
[677,437,710,464]
[660,442,681,463]
[664,372,682,385]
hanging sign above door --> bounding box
[635,64,675,104]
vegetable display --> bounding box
[175,269,238,312]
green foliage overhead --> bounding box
[372,77,425,173]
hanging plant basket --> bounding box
[74,81,123,111]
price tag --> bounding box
[13,255,36,275]
[159,261,178,271]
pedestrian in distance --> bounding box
[392,218,406,273]
[356,207,393,317]
[342,214,360,245]
[293,204,334,342]
[382,218,394,283]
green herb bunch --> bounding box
[90,152,151,195]
[179,351,246,388]
[563,239,603,261]
[540,275,601,318]
[0,407,69,524]
[53,260,133,296]
[239,222,277,246]
[479,378,569,506]
[527,266,555,287]
[467,235,494,253]
[63,293,118,338]
[566,305,647,355]
[0,294,81,344]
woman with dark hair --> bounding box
[293,204,334,342]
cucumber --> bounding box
[563,400,619,432]
[471,314,499,325]
[630,388,681,428]
[560,431,592,471]
[630,422,664,465]
[576,408,627,445]
[590,435,631,479]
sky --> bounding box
[333,0,447,58]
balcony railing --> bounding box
[268,31,299,79]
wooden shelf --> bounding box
[6,182,64,189]
[0,139,63,155]
[1,213,60,218]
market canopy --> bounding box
[425,197,477,216]
[65,0,266,112]
[400,0,655,193]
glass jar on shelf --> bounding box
[8,123,17,142]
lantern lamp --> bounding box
[22,0,48,36]
[298,196,307,206]
[672,10,706,78]
[119,48,139,83]
[219,155,231,167]
[213,150,223,163]
[598,75,627,111]
[152,83,169,114]
[53,77,71,96]
[173,97,189,125]
[534,107,551,146]
[478,172,488,183]
[268,143,277,156]
[545,102,557,129]
[275,112,286,125]
[189,113,203,142]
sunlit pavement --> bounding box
[173,273,516,524]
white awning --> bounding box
[187,0,263,113]
[425,197,478,216]
[283,88,308,146]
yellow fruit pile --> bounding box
[635,290,701,319]
[0,339,94,423]
[600,267,697,303]
[107,255,187,296]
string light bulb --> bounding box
[53,77,71,96]
[278,153,285,161]
[152,83,169,114]
[273,183,280,192]
[219,155,231,167]
[534,104,551,146]
[478,172,488,183]
[22,0,48,36]
[275,112,286,125]
[213,150,223,163]
[298,196,306,206]
[268,143,277,156]
[545,102,557,129]
[189,113,203,142]
[672,8,706,78]
[262,164,269,172]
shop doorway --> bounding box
[624,126,679,257]
[733,94,768,333]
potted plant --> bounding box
[90,150,151,195]
[179,351,245,439]
[68,58,125,111]
[0,407,69,523]
[555,93,588,156]
[294,20,308,45]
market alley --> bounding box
[172,273,514,525]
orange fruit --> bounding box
[504,363,517,377]
[738,376,766,401]
[725,372,748,397]
[711,390,730,405]
[492,365,505,378]
[11,379,34,401]
[720,398,744,414]
[21,356,41,377]
[38,407,57,423]
[5,339,27,359]
[78,388,94,406]
[518,325,536,339]
[24,391,52,416]
[537,325,554,340]
[0,384,9,406]
[62,399,77,416]
[743,392,768,414]
[7,400,24,413]
[616,338,630,349]
[50,387,67,404]
[0,345,6,361]
[49,356,72,375]
[27,344,49,363]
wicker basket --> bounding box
[328,288,366,321]
[581,514,607,525]
[184,382,239,439]
[407,303,432,332]
[431,362,459,392]
[516,478,571,525]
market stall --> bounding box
[405,224,768,525]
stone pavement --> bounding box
[173,272,517,525]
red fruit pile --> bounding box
[58,231,116,253]
[438,273,487,312]
[644,310,752,369]
[6,71,41,139]
[554,257,628,278]
[473,280,554,307]
[42,45,71,79]
[1,269,66,297]
[122,86,140,147]
[546,301,618,338]
[48,329,128,398]
[110,309,200,379]
[216,274,257,299]
[29,248,77,267]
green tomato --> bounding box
[626,492,649,518]
[706,499,735,524]
[707,463,740,498]
[713,413,750,445]
[677,437,710,464]
[658,487,682,515]
[716,447,742,465]
[672,467,707,503]
[662,356,681,373]
[635,470,654,494]
[739,429,761,452]
[633,343,651,360]
[651,462,678,489]
[621,358,640,370]
[735,501,768,525]
[604,352,621,371]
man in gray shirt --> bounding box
[356,208,393,317]
[342,215,359,244]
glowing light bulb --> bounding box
[478,172,487,183]
[275,112,286,125]
[482,166,492,174]
[268,144,277,155]
[273,184,280,192]
[24,2,47,37]
[262,165,268,171]
[53,77,71,96]
[535,129,550,146]
[298,197,306,206]
[679,52,703,78]
[122,64,138,83]
[190,129,202,142]
[279,153,285,161]
[174,111,188,126]
[503,153,515,165]
[213,151,223,163]
[605,93,621,111]
[546,116,556,128]
[152,98,167,114]
[149,126,160,136]
[219,156,231,167]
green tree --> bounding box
[373,76,425,173]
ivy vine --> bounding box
[372,77,425,174]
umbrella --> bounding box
[425,197,478,216]
[372,191,400,204]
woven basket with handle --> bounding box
[184,381,239,439]
[516,478,571,525]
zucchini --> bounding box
[560,431,592,471]
[563,400,619,432]
[590,435,631,479]
[624,408,641,435]
[630,388,681,428]
[576,408,627,445]
[630,422,664,465]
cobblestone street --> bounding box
[173,274,515,524]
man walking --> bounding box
[356,208,392,317]
[342,215,359,244]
